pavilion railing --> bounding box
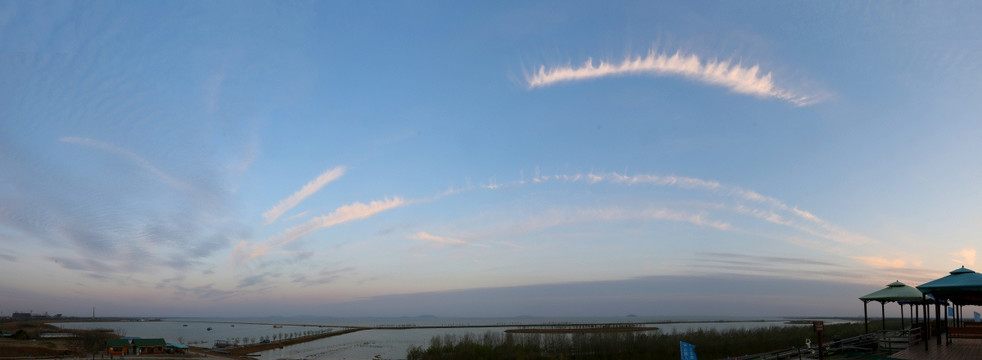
[875,328,919,354]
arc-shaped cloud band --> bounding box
[526,50,819,106]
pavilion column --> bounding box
[897,301,904,330]
[863,300,869,334]
[916,304,919,327]
[945,303,950,345]
[936,301,942,346]
[923,294,929,351]
[881,302,886,330]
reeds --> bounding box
[407,320,895,360]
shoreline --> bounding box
[505,327,660,334]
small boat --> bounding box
[273,325,283,328]
[183,324,188,327]
[207,327,213,331]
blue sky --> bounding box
[2,1,982,318]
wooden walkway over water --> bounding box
[890,337,982,359]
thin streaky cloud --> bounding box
[282,210,312,223]
[249,197,406,259]
[470,206,731,242]
[583,172,870,245]
[791,207,820,222]
[852,256,910,270]
[526,50,819,106]
[481,170,874,247]
[263,166,346,224]
[60,136,193,193]
[641,208,731,231]
[696,252,838,267]
[411,231,486,247]
[853,256,908,269]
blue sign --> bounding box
[948,307,954,316]
[975,311,980,323]
[680,341,697,360]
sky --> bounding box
[2,1,982,318]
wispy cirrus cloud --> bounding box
[411,231,486,247]
[692,252,859,282]
[509,171,874,246]
[172,283,242,301]
[465,171,886,274]
[526,50,821,106]
[456,206,732,246]
[237,272,278,289]
[60,136,194,193]
[292,266,355,288]
[263,166,346,224]
[246,197,407,260]
[47,256,115,273]
[697,252,839,267]
[853,256,908,269]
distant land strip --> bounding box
[505,326,659,334]
[180,318,785,329]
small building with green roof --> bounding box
[132,338,167,355]
[106,339,130,356]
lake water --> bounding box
[54,317,853,360]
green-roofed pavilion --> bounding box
[917,266,982,305]
[915,266,982,350]
[859,280,926,333]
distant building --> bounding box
[133,338,167,355]
[106,339,130,356]
[11,312,31,320]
